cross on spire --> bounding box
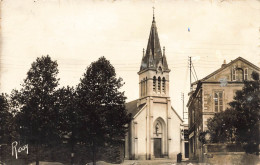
[152,6,155,22]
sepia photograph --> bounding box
[0,0,259,164]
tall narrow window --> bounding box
[244,68,248,80]
[214,91,223,112]
[232,67,237,81]
[145,77,147,95]
[142,78,145,96]
[158,77,161,92]
[141,80,143,97]
[153,76,156,92]
[162,77,166,93]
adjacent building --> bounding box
[187,57,260,161]
[124,15,184,160]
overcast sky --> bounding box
[1,0,260,121]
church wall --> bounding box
[134,106,148,160]
[168,109,182,160]
[139,70,155,97]
[152,102,167,122]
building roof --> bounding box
[171,106,184,122]
[125,99,146,117]
[187,57,260,107]
[191,56,260,85]
[139,16,169,72]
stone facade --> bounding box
[187,57,260,161]
[124,16,184,160]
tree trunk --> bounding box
[36,143,39,165]
[92,142,96,165]
[71,134,75,165]
[257,121,260,156]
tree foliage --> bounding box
[55,86,78,139]
[76,56,131,164]
[0,93,13,144]
[13,55,60,164]
[55,86,78,164]
[207,71,260,154]
[207,109,237,143]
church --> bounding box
[124,14,184,160]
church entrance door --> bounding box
[154,138,162,158]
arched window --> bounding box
[158,76,161,92]
[143,78,145,96]
[162,77,166,93]
[153,76,156,92]
[158,66,162,73]
[232,66,237,81]
[145,77,147,95]
[244,68,248,80]
[141,80,143,97]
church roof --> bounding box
[125,99,145,117]
[139,16,169,73]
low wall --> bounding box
[203,144,259,165]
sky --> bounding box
[1,0,260,122]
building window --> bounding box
[244,68,248,80]
[141,80,143,97]
[162,77,166,93]
[153,76,156,92]
[214,91,223,112]
[141,78,145,97]
[145,77,147,95]
[158,76,161,92]
[232,67,237,81]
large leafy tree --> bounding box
[76,56,131,165]
[207,109,237,143]
[207,71,260,154]
[230,71,260,154]
[0,93,13,145]
[55,86,78,164]
[14,55,60,165]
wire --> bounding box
[191,69,197,82]
[191,62,198,81]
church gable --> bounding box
[171,106,183,122]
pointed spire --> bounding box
[162,46,169,70]
[152,6,155,23]
[143,48,145,57]
[139,10,169,73]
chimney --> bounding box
[221,60,227,68]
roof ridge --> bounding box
[192,56,260,85]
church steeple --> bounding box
[139,12,169,73]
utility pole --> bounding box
[181,92,187,120]
[189,57,192,91]
[182,92,184,119]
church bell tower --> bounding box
[138,12,170,102]
[125,10,183,160]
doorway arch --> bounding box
[153,117,166,158]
